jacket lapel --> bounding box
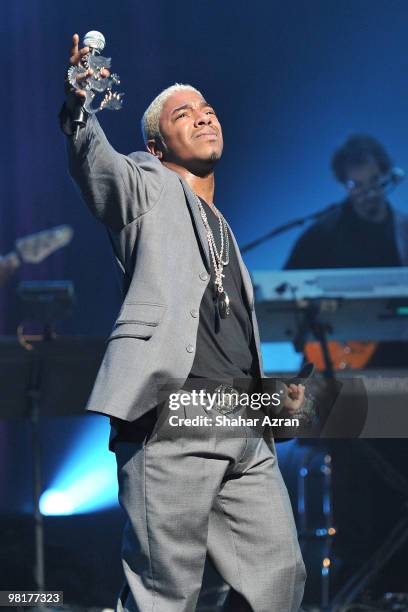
[179,178,211,272]
[226,222,255,311]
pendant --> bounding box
[217,290,230,318]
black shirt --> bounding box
[285,200,401,270]
[188,197,257,382]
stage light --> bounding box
[40,415,119,515]
[40,489,74,515]
[315,528,327,537]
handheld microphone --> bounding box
[83,30,105,53]
[72,31,106,140]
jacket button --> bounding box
[199,272,209,281]
[186,344,195,353]
[190,309,198,318]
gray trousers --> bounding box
[113,398,306,612]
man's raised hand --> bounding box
[67,33,110,99]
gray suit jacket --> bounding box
[67,115,265,423]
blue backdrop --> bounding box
[2,0,408,335]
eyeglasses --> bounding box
[345,176,388,193]
[345,175,386,197]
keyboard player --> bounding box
[285,134,408,368]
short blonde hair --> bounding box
[141,83,203,146]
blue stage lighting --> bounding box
[40,415,119,515]
[40,489,75,515]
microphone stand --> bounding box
[240,203,339,254]
[72,47,99,141]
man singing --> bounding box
[61,34,306,612]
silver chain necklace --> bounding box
[195,195,231,318]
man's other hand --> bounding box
[282,383,305,415]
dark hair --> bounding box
[331,134,392,183]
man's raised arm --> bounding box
[60,34,164,232]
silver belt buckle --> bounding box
[212,384,241,415]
